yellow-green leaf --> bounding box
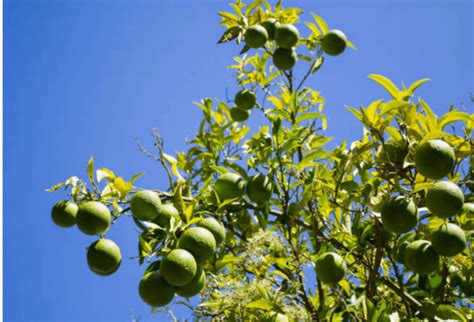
[87,156,94,183]
[96,168,116,183]
[368,74,400,99]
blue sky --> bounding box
[4,0,472,321]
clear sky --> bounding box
[4,0,472,321]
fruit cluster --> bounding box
[212,172,273,205]
[51,189,226,307]
[228,20,348,124]
[138,215,225,307]
[379,139,471,276]
[311,139,472,286]
[244,20,347,70]
[51,200,122,276]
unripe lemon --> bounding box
[234,89,256,110]
[415,140,455,179]
[394,241,409,264]
[214,173,245,201]
[431,223,466,257]
[51,200,78,228]
[273,47,297,70]
[76,201,111,235]
[376,138,408,168]
[261,19,277,40]
[139,271,175,307]
[426,181,464,218]
[315,252,346,284]
[320,30,347,56]
[176,266,205,298]
[461,203,474,230]
[230,107,250,122]
[87,238,122,276]
[153,203,180,227]
[275,24,299,49]
[159,249,197,286]
[246,173,273,205]
[196,218,226,244]
[405,240,439,275]
[130,190,162,221]
[244,25,268,48]
[381,196,418,234]
[178,227,216,263]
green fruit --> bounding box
[76,201,111,235]
[235,89,257,110]
[461,203,474,230]
[431,223,466,257]
[376,138,408,168]
[426,181,464,218]
[246,173,273,205]
[51,200,78,228]
[415,140,455,179]
[176,266,205,298]
[360,223,394,245]
[395,241,409,264]
[230,107,250,122]
[178,227,216,263]
[381,196,418,234]
[214,173,245,201]
[273,47,297,70]
[275,24,299,49]
[261,19,277,40]
[139,271,175,307]
[405,240,439,275]
[153,203,180,227]
[320,30,347,56]
[244,25,268,48]
[196,218,226,244]
[435,305,461,320]
[87,238,121,276]
[262,312,289,322]
[315,252,346,284]
[159,249,197,286]
[130,190,162,221]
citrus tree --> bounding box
[47,1,474,320]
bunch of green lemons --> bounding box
[51,189,227,307]
[51,200,122,276]
[129,190,226,307]
[212,172,273,206]
[244,19,347,71]
[379,139,470,277]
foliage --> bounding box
[47,0,474,320]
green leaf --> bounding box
[310,56,324,74]
[46,182,64,192]
[438,110,471,129]
[217,26,242,44]
[162,153,184,180]
[311,13,329,34]
[129,172,144,184]
[87,156,94,183]
[408,78,430,94]
[245,0,264,16]
[215,254,243,270]
[346,106,363,121]
[368,74,400,99]
[245,298,274,310]
[296,112,326,124]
